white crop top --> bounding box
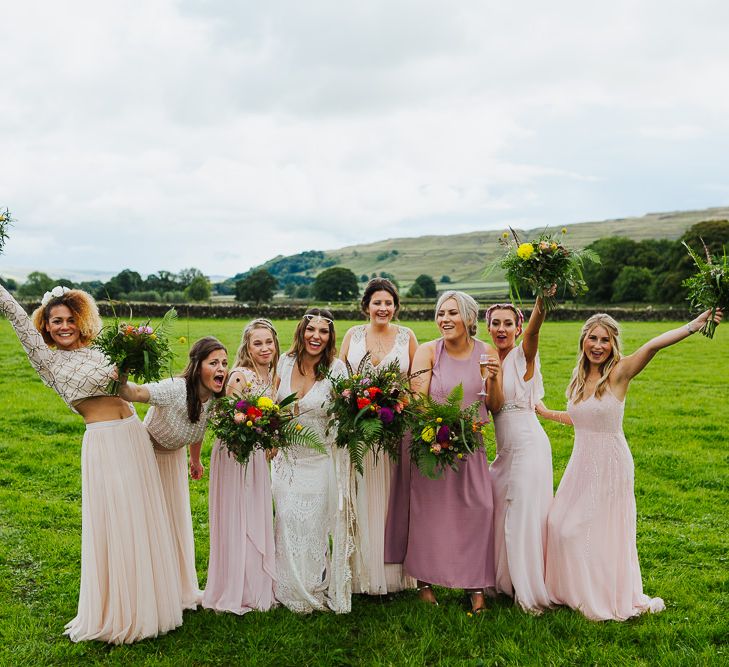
[144,377,211,450]
[1,285,116,414]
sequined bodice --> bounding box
[346,324,410,374]
[1,285,115,413]
[144,377,211,450]
[568,391,625,434]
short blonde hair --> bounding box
[32,289,102,347]
[435,290,479,338]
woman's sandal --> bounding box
[417,584,439,606]
[468,590,487,614]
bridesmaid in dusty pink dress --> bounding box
[487,294,553,614]
[538,309,722,621]
[387,291,503,613]
[202,319,279,614]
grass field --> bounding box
[0,317,727,666]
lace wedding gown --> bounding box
[271,355,353,613]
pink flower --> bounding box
[233,412,245,424]
[342,389,351,399]
[431,443,442,453]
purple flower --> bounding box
[379,407,394,425]
[360,377,371,386]
[436,424,450,444]
[236,400,249,411]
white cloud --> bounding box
[1,0,728,279]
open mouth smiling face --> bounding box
[201,349,228,394]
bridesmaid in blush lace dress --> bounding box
[538,309,722,621]
[339,278,417,595]
[202,319,279,614]
[388,291,503,613]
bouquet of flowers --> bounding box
[487,227,600,311]
[93,308,177,394]
[682,240,729,339]
[0,208,13,255]
[327,354,410,475]
[209,390,324,465]
[406,383,490,480]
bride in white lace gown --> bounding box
[271,309,353,613]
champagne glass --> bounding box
[478,354,489,397]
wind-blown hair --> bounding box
[233,318,281,386]
[435,290,479,338]
[287,307,336,380]
[180,337,227,423]
[32,289,102,347]
[567,313,622,403]
[361,278,400,317]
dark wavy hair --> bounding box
[287,308,336,380]
[180,336,227,423]
[360,278,400,317]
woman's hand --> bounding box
[266,447,279,462]
[692,307,724,331]
[190,458,204,480]
[535,401,549,417]
[485,355,501,379]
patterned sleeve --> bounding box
[329,358,347,380]
[0,284,55,386]
[146,377,184,407]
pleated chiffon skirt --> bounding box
[154,446,202,610]
[64,414,183,644]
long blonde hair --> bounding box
[567,313,622,402]
[233,318,280,385]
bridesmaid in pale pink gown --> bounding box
[339,278,417,595]
[487,294,553,614]
[202,319,279,614]
[538,309,722,621]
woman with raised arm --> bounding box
[0,284,182,643]
[203,319,279,614]
[391,291,503,613]
[538,309,722,621]
[486,294,553,613]
[271,308,353,613]
[118,336,228,611]
[339,278,417,596]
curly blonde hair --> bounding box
[567,313,622,402]
[31,289,102,347]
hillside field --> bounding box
[0,317,727,666]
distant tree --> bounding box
[145,270,181,293]
[370,272,377,280]
[177,267,205,288]
[580,238,639,303]
[611,266,653,303]
[413,274,437,298]
[379,271,399,287]
[284,282,297,297]
[0,275,18,290]
[104,269,144,299]
[391,249,399,256]
[236,269,278,305]
[295,284,311,299]
[406,283,425,298]
[312,267,359,301]
[163,291,186,304]
[17,271,55,298]
[76,280,105,298]
[440,275,452,284]
[376,252,390,261]
[359,274,369,283]
[185,275,211,302]
[126,290,161,303]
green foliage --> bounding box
[177,267,205,288]
[406,282,424,298]
[162,290,187,304]
[612,266,654,303]
[184,275,211,302]
[235,269,278,305]
[92,308,177,394]
[0,207,12,255]
[413,274,437,298]
[0,275,18,290]
[378,271,399,287]
[0,318,728,665]
[17,271,55,299]
[103,268,144,299]
[294,284,311,299]
[440,275,452,283]
[682,242,729,338]
[126,290,162,302]
[312,267,359,301]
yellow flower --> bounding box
[550,242,557,251]
[561,227,567,234]
[517,243,534,260]
[257,396,274,409]
[295,424,303,431]
[178,336,187,344]
[457,453,464,459]
[246,420,253,427]
[273,404,280,411]
[436,417,443,423]
[421,426,436,443]
[150,333,157,340]
[502,231,509,239]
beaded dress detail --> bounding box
[1,285,115,412]
[145,377,211,450]
[271,355,353,613]
[545,390,665,621]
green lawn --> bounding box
[0,318,727,666]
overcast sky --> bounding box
[2,0,729,280]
